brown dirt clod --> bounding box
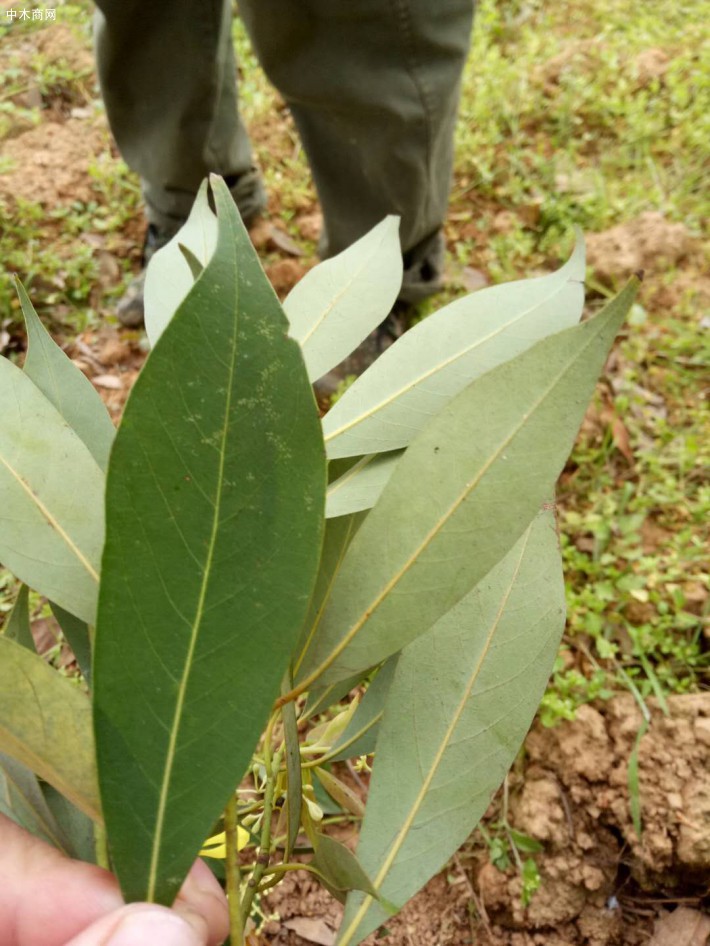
[586,213,693,284]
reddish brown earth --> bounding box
[256,695,710,946]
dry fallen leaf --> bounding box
[269,225,306,257]
[282,916,337,946]
[92,374,123,390]
[648,907,710,946]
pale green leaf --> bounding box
[284,217,403,382]
[0,359,103,624]
[326,452,402,519]
[4,584,34,651]
[144,180,218,347]
[323,235,585,459]
[295,281,636,692]
[17,278,115,471]
[330,658,398,762]
[94,176,325,905]
[0,637,100,822]
[338,510,565,945]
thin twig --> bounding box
[240,737,284,926]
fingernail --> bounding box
[104,908,201,946]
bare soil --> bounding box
[257,695,710,946]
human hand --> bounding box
[0,813,230,946]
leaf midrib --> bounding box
[0,453,99,583]
[297,229,389,347]
[145,279,240,901]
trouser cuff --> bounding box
[398,229,446,305]
[143,167,268,234]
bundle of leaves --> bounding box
[0,177,637,945]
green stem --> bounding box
[224,793,245,946]
[240,735,284,928]
[300,713,382,769]
[256,861,333,894]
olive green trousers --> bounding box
[94,0,474,301]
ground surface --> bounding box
[0,1,708,944]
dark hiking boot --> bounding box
[116,224,177,328]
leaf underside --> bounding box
[284,216,403,382]
[295,281,637,692]
[0,357,104,624]
[338,510,566,945]
[93,177,325,905]
[18,277,115,471]
[0,637,99,822]
[322,235,585,459]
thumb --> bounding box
[64,903,209,946]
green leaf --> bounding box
[293,513,365,685]
[282,676,303,861]
[0,358,104,624]
[0,637,100,821]
[337,510,566,945]
[508,829,544,854]
[41,783,97,863]
[311,833,380,904]
[311,773,344,817]
[323,235,585,459]
[0,751,73,853]
[144,179,218,347]
[4,584,34,651]
[50,601,92,685]
[314,767,364,818]
[17,277,115,471]
[178,243,205,280]
[326,452,403,519]
[284,216,403,382]
[94,176,325,906]
[521,857,541,906]
[330,658,398,761]
[295,280,637,692]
